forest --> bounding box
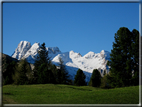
[2,27,140,88]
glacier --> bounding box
[12,41,111,82]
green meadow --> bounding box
[3,84,139,104]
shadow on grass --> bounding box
[3,92,13,95]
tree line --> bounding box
[2,27,140,88]
[3,43,72,85]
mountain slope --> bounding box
[12,41,31,60]
[12,41,110,82]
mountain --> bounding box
[12,41,111,82]
[1,53,18,74]
[12,41,31,60]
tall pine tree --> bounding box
[131,29,139,85]
[57,57,69,84]
[13,59,31,85]
[33,42,54,84]
[3,60,17,85]
[107,27,139,87]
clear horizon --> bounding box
[3,2,139,56]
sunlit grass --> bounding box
[2,84,139,104]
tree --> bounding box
[100,74,111,89]
[33,42,54,84]
[131,29,139,86]
[36,63,54,84]
[74,69,86,86]
[2,53,18,85]
[12,59,32,85]
[2,60,17,85]
[107,27,139,87]
[50,63,58,84]
[103,70,106,76]
[89,69,101,87]
[58,57,70,84]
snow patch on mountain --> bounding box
[83,51,95,59]
[12,41,111,82]
[21,42,40,63]
[12,41,31,60]
[47,47,62,60]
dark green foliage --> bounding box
[56,69,62,84]
[130,29,139,86]
[57,57,70,84]
[2,59,17,85]
[36,43,50,65]
[74,69,86,86]
[89,69,101,87]
[100,74,111,89]
[103,70,106,76]
[33,42,55,84]
[50,64,58,83]
[36,63,55,84]
[12,59,32,85]
[107,27,139,87]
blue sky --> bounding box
[3,2,139,56]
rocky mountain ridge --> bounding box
[11,41,111,82]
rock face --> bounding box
[21,42,40,64]
[12,41,31,60]
[12,41,111,82]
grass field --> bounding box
[2,84,139,104]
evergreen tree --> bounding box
[103,70,106,76]
[131,29,139,85]
[57,57,69,84]
[2,60,17,85]
[33,42,54,84]
[100,74,111,89]
[50,63,58,84]
[36,63,54,84]
[74,69,86,86]
[13,59,32,85]
[57,69,62,84]
[107,27,139,87]
[89,69,101,87]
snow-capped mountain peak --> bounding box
[21,42,41,63]
[12,41,111,82]
[100,50,110,59]
[46,47,61,54]
[83,51,95,59]
[12,41,31,60]
[70,50,82,59]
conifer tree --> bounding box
[33,42,54,84]
[74,69,86,86]
[131,29,139,85]
[13,59,31,85]
[100,73,111,89]
[107,27,139,87]
[103,70,106,76]
[50,64,58,83]
[2,60,17,85]
[57,57,69,84]
[89,69,101,87]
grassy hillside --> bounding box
[3,84,139,104]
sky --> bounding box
[3,2,139,56]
